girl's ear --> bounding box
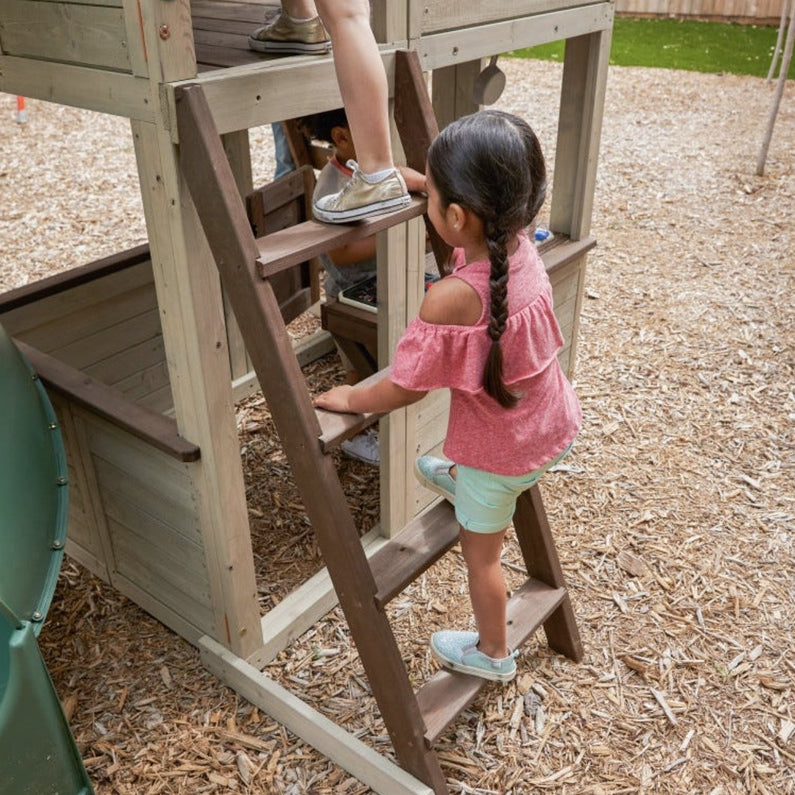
[446,202,466,231]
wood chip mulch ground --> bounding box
[1,57,793,794]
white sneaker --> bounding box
[341,429,379,466]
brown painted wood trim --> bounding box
[394,49,453,276]
[16,340,200,462]
[369,500,459,607]
[0,244,151,313]
[316,367,390,451]
[540,234,597,275]
[255,197,427,278]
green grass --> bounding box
[510,17,793,78]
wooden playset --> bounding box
[0,2,612,792]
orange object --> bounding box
[16,95,27,123]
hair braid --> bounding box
[483,225,519,408]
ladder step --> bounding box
[369,500,460,608]
[315,368,392,452]
[256,197,428,280]
[417,578,567,744]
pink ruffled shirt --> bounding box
[390,232,581,476]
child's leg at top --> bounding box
[310,0,417,222]
[459,526,509,660]
[315,0,392,174]
[282,0,316,17]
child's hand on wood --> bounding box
[313,385,357,413]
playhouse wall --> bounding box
[1,0,131,73]
[420,0,596,33]
[55,397,214,644]
[0,252,173,414]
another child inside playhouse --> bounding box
[249,0,425,223]
[299,108,380,465]
[314,110,581,683]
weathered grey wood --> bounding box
[1,0,130,71]
[550,28,612,239]
[421,0,594,33]
[200,635,435,795]
[130,0,262,659]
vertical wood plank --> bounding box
[130,116,262,659]
[222,129,255,382]
[513,486,584,662]
[549,26,612,239]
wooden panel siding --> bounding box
[1,0,131,70]
[615,0,785,23]
[0,256,173,410]
[421,0,597,34]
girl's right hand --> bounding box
[313,385,356,413]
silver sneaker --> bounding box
[249,13,331,55]
[341,429,379,466]
[313,161,411,224]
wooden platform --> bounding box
[192,1,282,71]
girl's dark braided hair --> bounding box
[427,110,547,408]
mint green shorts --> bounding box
[455,445,573,534]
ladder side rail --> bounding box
[173,83,449,793]
[513,486,584,662]
[393,50,453,275]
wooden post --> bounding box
[550,28,612,240]
[130,0,262,659]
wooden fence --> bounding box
[615,0,784,24]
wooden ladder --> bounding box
[174,50,583,794]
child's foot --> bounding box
[313,161,411,223]
[341,429,379,466]
[414,456,456,504]
[249,13,331,54]
[430,631,517,683]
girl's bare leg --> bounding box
[459,527,509,659]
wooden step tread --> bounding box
[255,197,427,279]
[315,367,392,452]
[369,500,459,608]
[417,578,567,744]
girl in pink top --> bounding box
[314,110,581,683]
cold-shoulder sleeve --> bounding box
[390,289,565,394]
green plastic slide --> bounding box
[0,323,93,795]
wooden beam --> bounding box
[16,340,200,462]
[200,636,434,795]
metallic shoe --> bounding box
[313,161,410,224]
[249,13,331,55]
[414,456,456,504]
